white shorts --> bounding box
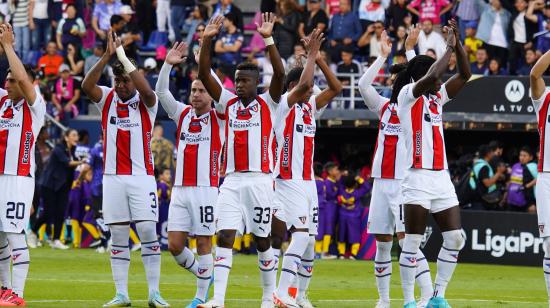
[402,169,458,213]
[102,175,159,224]
[216,173,274,237]
[274,179,319,235]
[536,173,550,237]
[367,178,405,235]
[0,175,34,233]
[168,186,218,236]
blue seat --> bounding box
[140,31,168,52]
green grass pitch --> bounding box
[22,247,546,307]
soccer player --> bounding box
[395,20,471,308]
[529,48,550,306]
[271,29,342,308]
[316,161,341,259]
[155,42,225,308]
[0,23,46,307]
[82,30,169,307]
[196,13,285,308]
[358,28,434,308]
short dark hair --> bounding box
[488,140,503,151]
[110,14,124,26]
[112,58,138,76]
[341,45,354,54]
[285,67,303,90]
[224,11,237,25]
[197,4,209,19]
[324,161,338,172]
[520,146,534,157]
[7,64,36,82]
[478,144,492,158]
[236,62,259,74]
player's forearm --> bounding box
[267,44,285,79]
[129,70,156,106]
[198,36,214,80]
[156,62,179,117]
[3,45,26,83]
[455,42,471,81]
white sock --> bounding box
[273,248,281,274]
[195,254,213,302]
[109,224,131,297]
[399,234,422,304]
[213,247,233,304]
[434,230,464,298]
[136,221,161,295]
[416,249,434,299]
[276,232,309,295]
[0,232,11,289]
[297,236,315,301]
[258,247,276,301]
[174,247,199,275]
[374,241,392,302]
[543,238,550,299]
[7,233,28,298]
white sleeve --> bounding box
[211,68,223,88]
[94,86,112,111]
[358,56,387,114]
[438,83,452,106]
[215,88,237,114]
[156,62,183,120]
[28,94,46,127]
[274,93,292,123]
[260,90,278,114]
[0,88,7,98]
[405,50,416,61]
[531,87,550,112]
[397,83,418,110]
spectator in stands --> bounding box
[389,25,407,63]
[52,64,81,123]
[456,0,480,39]
[182,4,208,47]
[171,0,195,43]
[286,43,307,71]
[464,21,483,63]
[505,146,537,213]
[447,52,457,73]
[187,23,205,65]
[215,63,236,89]
[56,4,86,51]
[508,0,539,75]
[299,0,329,39]
[337,46,362,108]
[489,140,505,169]
[92,0,122,41]
[38,41,64,79]
[426,48,437,59]
[84,43,109,80]
[476,0,511,69]
[12,0,31,61]
[64,43,84,76]
[157,0,172,39]
[471,47,489,74]
[488,58,507,75]
[212,0,243,31]
[386,0,410,36]
[33,129,86,250]
[118,6,141,60]
[215,12,243,73]
[30,0,50,51]
[273,0,301,59]
[527,0,550,55]
[151,123,175,172]
[135,0,155,44]
[470,144,507,210]
[325,0,340,17]
[143,57,159,88]
[328,0,362,63]
[517,48,538,75]
[407,0,453,26]
[418,19,446,59]
[357,0,389,29]
[358,21,384,59]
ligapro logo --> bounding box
[471,228,543,257]
[504,80,525,103]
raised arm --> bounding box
[157,42,187,118]
[412,25,456,98]
[257,12,285,103]
[358,31,391,111]
[0,24,37,104]
[444,19,472,98]
[82,30,115,103]
[531,50,550,100]
[405,23,420,60]
[111,32,156,107]
[287,29,323,107]
[198,16,224,102]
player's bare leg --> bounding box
[168,231,213,308]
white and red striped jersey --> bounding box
[532,87,550,172]
[95,86,157,176]
[171,104,225,187]
[397,83,451,171]
[0,89,45,177]
[273,94,319,180]
[215,88,277,175]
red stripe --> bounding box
[139,102,154,175]
[101,90,115,173]
[539,93,550,172]
[432,126,444,170]
[175,106,192,152]
[303,136,314,180]
[0,96,9,174]
[234,130,249,171]
[116,129,132,175]
[210,110,221,187]
[371,101,390,176]
[223,97,241,173]
[17,102,33,176]
[411,98,424,169]
[182,144,198,186]
[381,135,397,178]
[258,96,272,173]
[279,108,296,179]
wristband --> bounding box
[116,46,136,74]
[263,36,275,46]
[405,50,416,61]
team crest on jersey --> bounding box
[299,216,307,224]
[250,104,259,113]
[128,101,139,110]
